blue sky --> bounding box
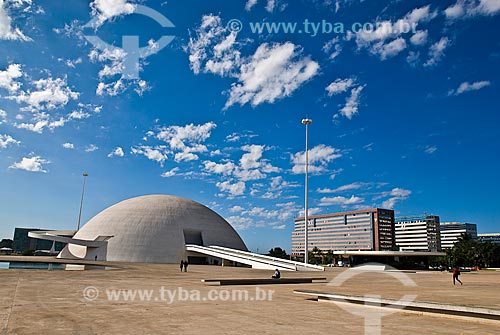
[0,0,499,253]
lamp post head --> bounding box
[83,173,89,177]
[301,118,312,125]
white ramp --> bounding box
[185,245,324,272]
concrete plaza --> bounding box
[0,256,499,334]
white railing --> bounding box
[185,244,324,271]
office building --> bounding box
[478,233,500,244]
[291,208,395,257]
[395,215,441,252]
[440,222,477,249]
[12,228,65,254]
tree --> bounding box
[22,249,35,256]
[446,233,500,268]
[268,247,289,259]
[0,239,13,248]
[323,250,335,265]
[308,247,323,265]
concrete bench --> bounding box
[294,290,500,322]
[202,278,327,286]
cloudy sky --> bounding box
[1,0,499,252]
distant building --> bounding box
[440,222,478,249]
[395,215,441,252]
[291,208,395,257]
[478,233,500,244]
[12,228,65,254]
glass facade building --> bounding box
[291,208,395,257]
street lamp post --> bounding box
[77,173,89,230]
[302,118,312,264]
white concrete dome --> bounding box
[61,195,247,263]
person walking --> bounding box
[452,266,463,285]
[183,259,189,272]
[180,260,184,272]
[272,268,280,279]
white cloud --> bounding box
[449,80,491,96]
[187,17,316,109]
[240,145,263,169]
[8,76,79,112]
[0,0,31,41]
[13,102,99,134]
[68,111,89,120]
[318,182,369,193]
[131,145,168,166]
[229,205,244,213]
[88,37,156,96]
[0,63,22,93]
[238,145,280,179]
[14,114,67,133]
[298,207,322,217]
[0,134,20,148]
[291,144,342,174]
[338,85,365,119]
[322,37,343,60]
[245,0,281,12]
[265,0,276,12]
[227,215,253,230]
[0,109,6,123]
[445,0,500,20]
[319,195,364,207]
[424,145,437,154]
[355,5,437,59]
[58,57,83,68]
[245,0,258,11]
[225,133,241,142]
[156,122,217,162]
[406,50,421,66]
[216,180,246,197]
[262,175,298,199]
[62,142,74,149]
[424,37,451,67]
[9,155,49,173]
[204,160,236,176]
[85,144,99,152]
[187,15,241,77]
[225,42,319,109]
[89,0,136,27]
[89,47,127,79]
[204,144,281,199]
[380,188,412,209]
[203,144,282,199]
[108,146,125,157]
[410,30,428,46]
[370,37,407,60]
[326,78,365,119]
[161,167,180,178]
[326,78,354,96]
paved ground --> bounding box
[1,257,499,334]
